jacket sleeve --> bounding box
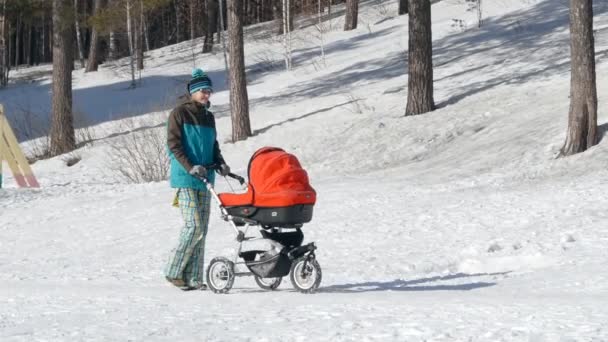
[213,140,225,165]
[211,114,226,165]
[167,108,194,172]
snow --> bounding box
[2,0,608,340]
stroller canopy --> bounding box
[219,147,316,208]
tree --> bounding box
[189,0,199,40]
[203,0,217,52]
[398,0,407,15]
[405,0,434,116]
[560,0,597,156]
[50,0,76,156]
[273,0,293,35]
[343,0,358,31]
[74,0,86,68]
[227,0,251,141]
[86,0,105,72]
[282,0,292,70]
[0,0,9,87]
[136,0,144,70]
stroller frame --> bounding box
[197,169,321,294]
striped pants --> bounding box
[164,188,212,286]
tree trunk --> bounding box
[127,0,133,56]
[282,0,292,70]
[273,0,293,35]
[221,0,227,31]
[74,0,85,68]
[85,0,103,72]
[41,11,47,63]
[136,0,144,70]
[126,0,136,87]
[7,20,12,69]
[263,0,272,21]
[0,0,7,86]
[50,0,76,156]
[217,0,224,44]
[328,0,332,30]
[15,14,21,66]
[203,0,217,53]
[27,24,34,66]
[317,0,325,62]
[560,0,597,156]
[108,30,117,60]
[343,0,358,31]
[162,5,168,45]
[227,0,251,142]
[144,13,150,51]
[174,0,181,43]
[398,0,408,15]
[189,0,197,39]
[405,0,434,115]
[477,0,482,27]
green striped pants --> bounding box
[164,188,212,285]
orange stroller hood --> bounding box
[219,147,316,207]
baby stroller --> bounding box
[198,147,321,294]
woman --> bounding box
[164,68,230,290]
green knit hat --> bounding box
[187,68,213,94]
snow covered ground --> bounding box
[2,0,608,340]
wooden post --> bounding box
[0,104,40,188]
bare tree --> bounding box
[405,0,434,116]
[227,0,251,141]
[50,0,76,156]
[343,0,358,31]
[560,0,597,156]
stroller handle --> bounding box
[203,163,246,185]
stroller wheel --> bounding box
[290,257,322,293]
[206,257,235,294]
[254,276,282,291]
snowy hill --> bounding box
[1,0,608,340]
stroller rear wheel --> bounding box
[206,257,235,294]
[254,276,282,290]
[290,257,322,293]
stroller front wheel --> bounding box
[290,257,322,293]
[206,257,235,294]
[254,276,282,291]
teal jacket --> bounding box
[167,100,225,190]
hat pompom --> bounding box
[191,68,205,78]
